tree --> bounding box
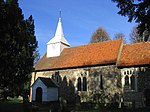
[113,32,126,43]
[130,25,143,43]
[112,0,150,41]
[90,27,111,43]
[0,0,37,97]
[33,49,40,65]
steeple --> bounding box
[47,13,70,58]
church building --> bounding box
[30,16,150,108]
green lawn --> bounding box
[0,98,150,112]
[0,97,24,112]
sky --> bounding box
[19,0,136,57]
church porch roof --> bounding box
[32,77,58,88]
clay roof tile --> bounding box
[35,39,122,71]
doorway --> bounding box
[36,87,42,103]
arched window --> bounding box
[125,75,129,87]
[56,76,59,83]
[77,77,81,91]
[131,75,135,90]
[127,70,129,75]
[83,77,87,91]
[52,74,55,80]
[124,71,126,75]
[130,70,132,74]
[55,71,60,83]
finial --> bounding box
[59,9,61,19]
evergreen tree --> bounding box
[0,0,37,97]
[112,0,150,41]
[90,27,111,43]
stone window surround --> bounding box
[75,70,89,92]
[121,68,138,92]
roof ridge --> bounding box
[124,41,150,46]
[116,39,124,66]
[63,39,122,50]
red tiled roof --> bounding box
[35,54,59,70]
[35,39,122,71]
[117,42,150,67]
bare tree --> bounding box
[113,33,126,43]
[112,0,150,41]
[90,27,111,43]
[130,26,144,43]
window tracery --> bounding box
[122,69,137,91]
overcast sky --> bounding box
[19,0,136,57]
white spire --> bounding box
[47,18,70,46]
[47,13,70,57]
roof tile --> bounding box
[35,39,122,70]
[117,42,150,67]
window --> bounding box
[124,71,126,75]
[127,70,129,75]
[52,74,55,80]
[77,77,81,91]
[125,75,129,86]
[56,76,59,83]
[100,75,103,89]
[130,70,132,74]
[77,76,87,91]
[131,75,135,90]
[123,70,137,91]
[83,77,87,91]
[55,71,59,75]
[55,71,60,83]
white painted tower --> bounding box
[47,16,70,57]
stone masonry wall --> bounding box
[30,65,122,104]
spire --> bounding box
[47,12,70,46]
[47,11,70,57]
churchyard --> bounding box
[0,97,150,112]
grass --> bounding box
[0,97,24,112]
[1,97,23,103]
[75,108,122,112]
[0,98,150,112]
[75,107,150,112]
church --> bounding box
[30,16,150,108]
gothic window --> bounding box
[130,70,132,74]
[123,70,137,91]
[100,75,103,89]
[52,74,55,80]
[55,71,60,83]
[127,70,129,75]
[125,75,129,87]
[56,76,59,83]
[55,71,59,75]
[83,77,87,91]
[124,71,126,75]
[77,77,81,91]
[131,75,135,90]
